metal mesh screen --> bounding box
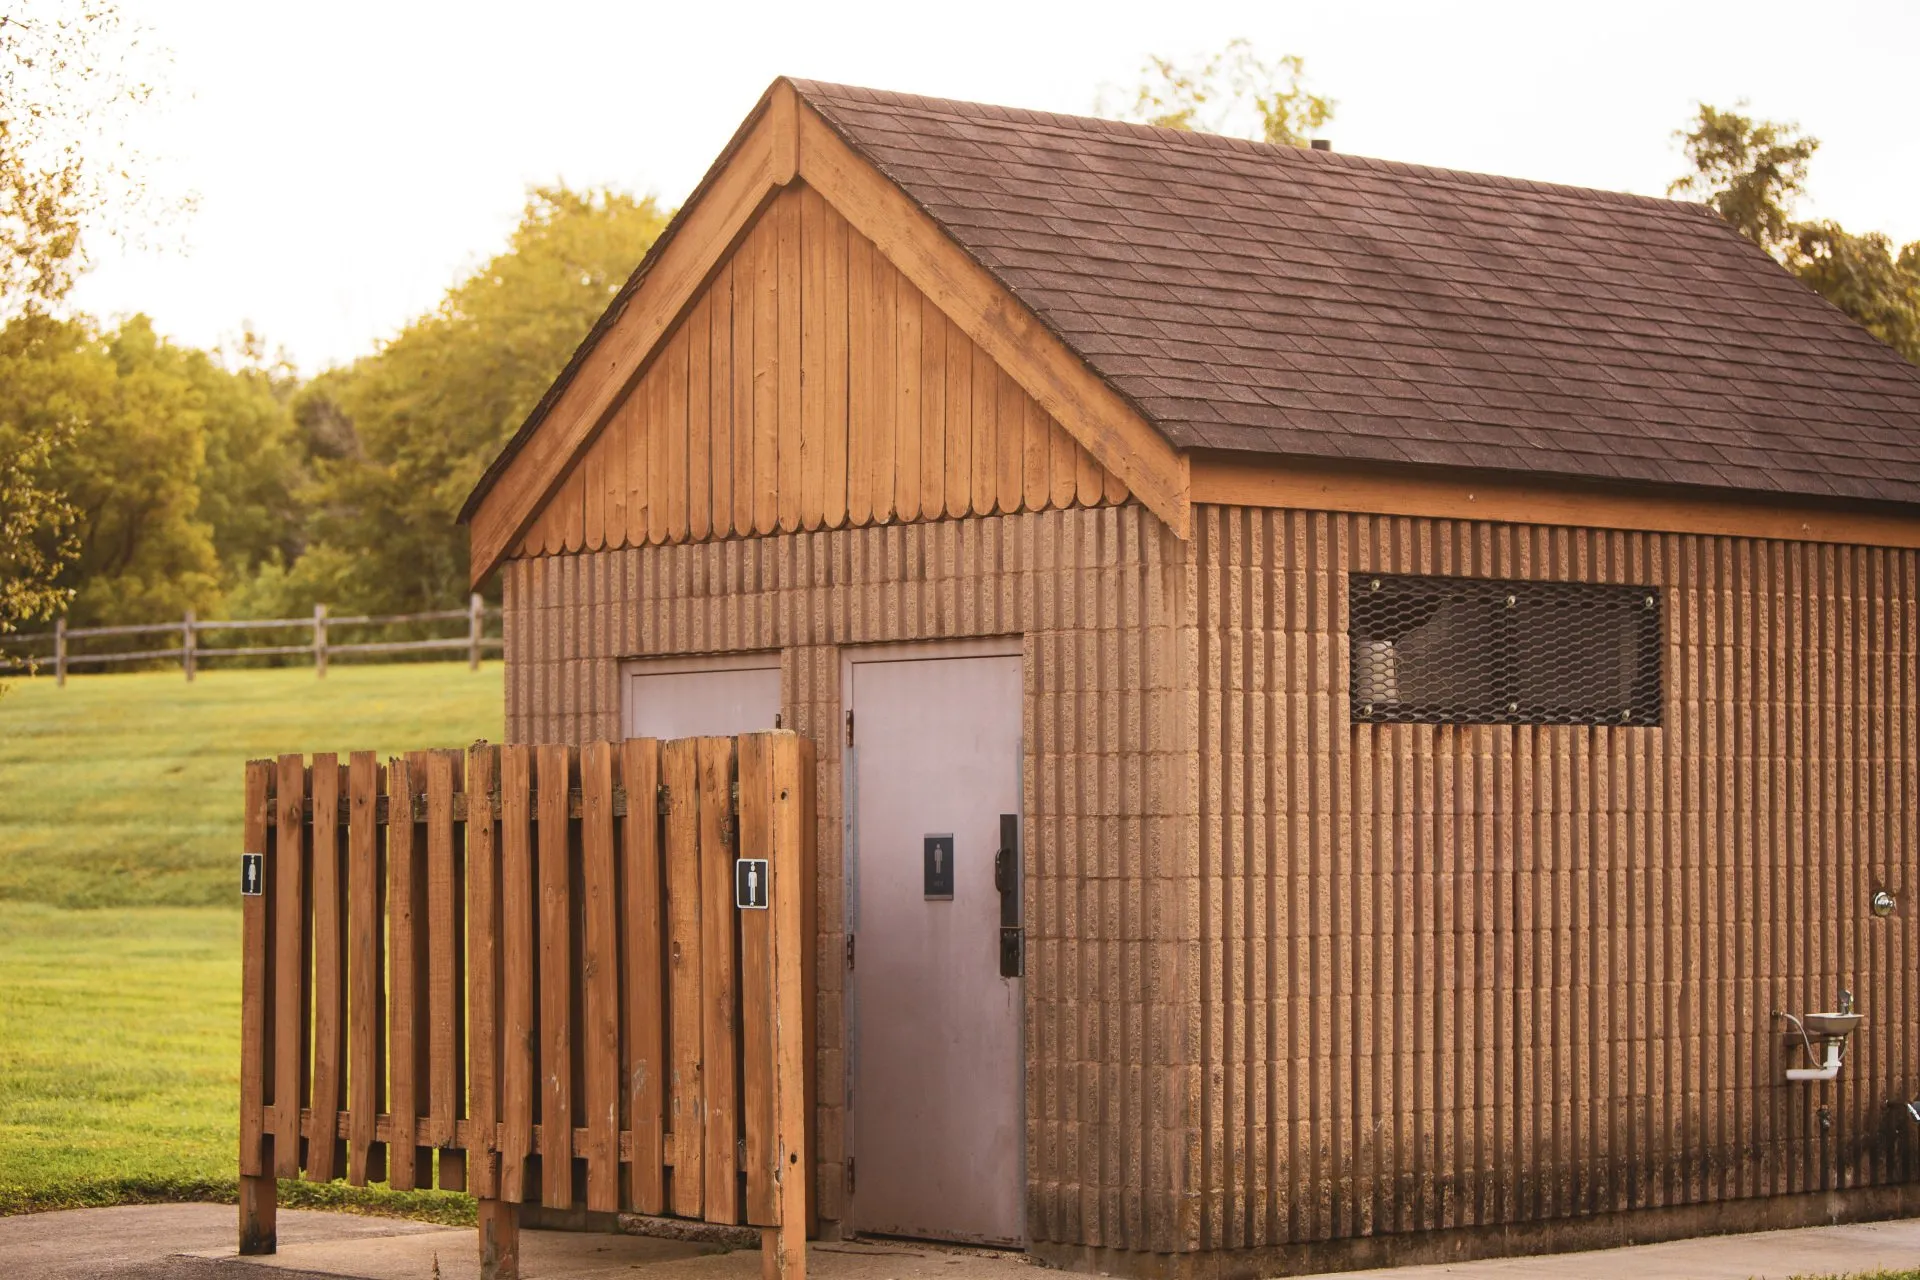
[1350,573,1662,726]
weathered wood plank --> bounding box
[845,232,873,526]
[467,744,501,1200]
[386,756,425,1189]
[822,198,850,529]
[664,737,705,1217]
[918,286,944,521]
[537,743,575,1208]
[898,284,924,522]
[581,741,621,1211]
[798,184,825,531]
[947,313,974,518]
[754,210,781,536]
[687,294,713,544]
[620,738,667,1214]
[732,234,757,539]
[664,327,691,544]
[777,186,803,534]
[272,754,309,1179]
[426,751,461,1159]
[499,745,536,1203]
[699,737,741,1224]
[346,752,382,1186]
[708,261,734,543]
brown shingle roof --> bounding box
[791,80,1920,506]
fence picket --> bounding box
[699,737,742,1223]
[468,743,501,1199]
[620,738,667,1214]
[581,742,622,1210]
[387,756,426,1190]
[347,752,385,1186]
[307,757,347,1182]
[427,750,467,1190]
[272,754,309,1179]
[663,738,705,1218]
[500,745,536,1203]
[536,743,575,1208]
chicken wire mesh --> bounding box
[1349,573,1662,726]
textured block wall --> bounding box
[501,497,1920,1262]
[499,504,1203,1251]
[1191,506,1920,1253]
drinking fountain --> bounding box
[1777,990,1863,1082]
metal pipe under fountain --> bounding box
[1777,989,1862,1083]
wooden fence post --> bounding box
[239,759,277,1255]
[314,604,329,678]
[469,593,484,671]
[54,618,66,687]
[478,1198,520,1280]
[183,608,197,682]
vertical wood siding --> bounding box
[500,505,1198,1252]
[1193,507,1920,1251]
[514,184,1125,558]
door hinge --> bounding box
[656,783,670,817]
[844,708,854,746]
[845,932,855,970]
[846,1156,855,1195]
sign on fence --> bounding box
[237,733,817,1280]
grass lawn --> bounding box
[0,662,501,1217]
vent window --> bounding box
[1349,574,1662,726]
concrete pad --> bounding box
[1307,1217,1920,1280]
[216,1234,1037,1280]
[203,1224,719,1280]
[0,1203,440,1280]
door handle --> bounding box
[996,812,1021,978]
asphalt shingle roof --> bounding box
[793,80,1920,506]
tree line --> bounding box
[2,19,1914,650]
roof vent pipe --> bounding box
[1310,139,1332,152]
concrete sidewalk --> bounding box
[4,1203,1920,1280]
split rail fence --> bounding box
[238,733,817,1280]
[0,594,500,683]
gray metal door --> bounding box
[846,648,1023,1245]
[621,655,780,739]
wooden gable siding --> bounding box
[515,183,1126,557]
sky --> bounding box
[68,0,1920,375]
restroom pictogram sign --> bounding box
[736,858,769,910]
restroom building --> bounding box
[459,79,1920,1276]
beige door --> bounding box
[845,645,1023,1245]
[620,655,780,739]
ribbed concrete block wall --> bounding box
[1192,506,1920,1253]
[499,504,1201,1251]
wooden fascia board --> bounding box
[1191,452,1920,550]
[795,101,1191,538]
[466,91,795,584]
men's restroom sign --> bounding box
[241,852,264,897]
[735,858,769,910]
[924,834,955,900]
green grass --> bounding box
[0,663,503,909]
[0,662,500,1217]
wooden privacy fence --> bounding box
[238,733,817,1280]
